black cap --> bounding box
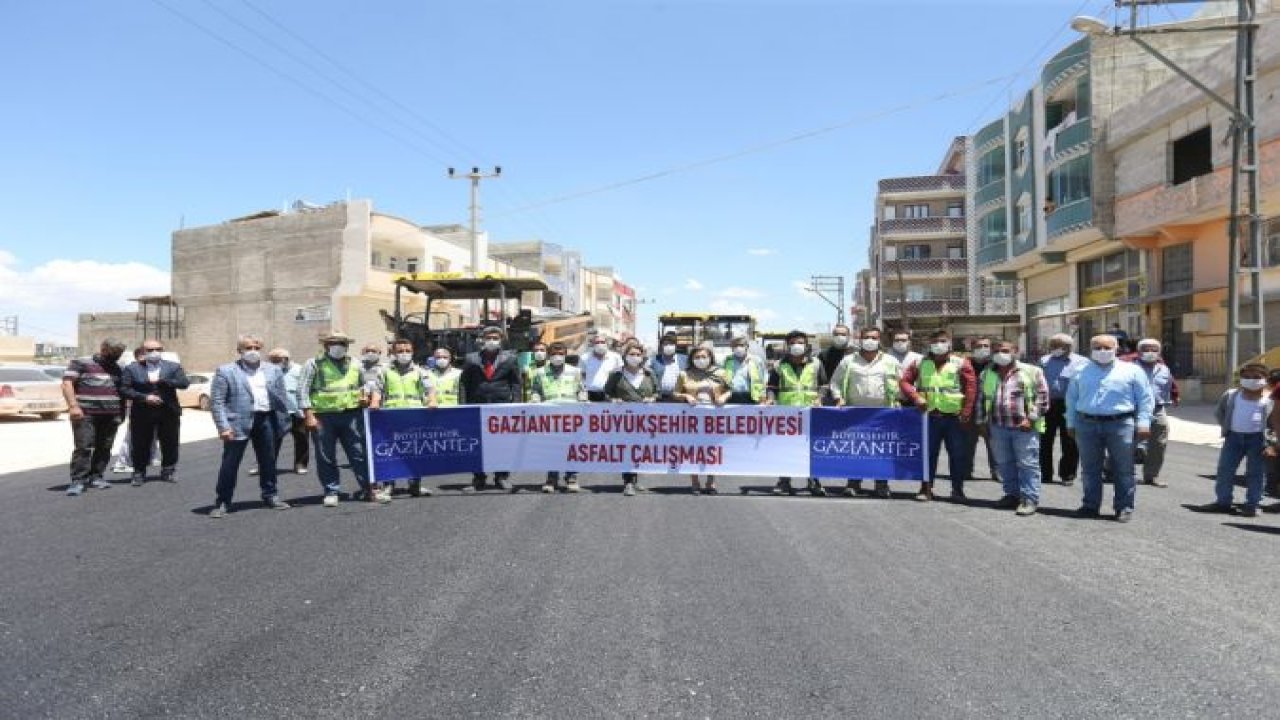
[785,329,807,342]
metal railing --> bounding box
[877,175,966,194]
[1167,347,1230,383]
[976,243,1008,268]
[1047,117,1092,162]
[879,258,968,276]
[974,180,1006,208]
[881,298,971,316]
[878,216,967,236]
[1046,198,1093,238]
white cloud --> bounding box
[708,297,779,322]
[684,278,704,291]
[746,248,776,256]
[716,287,763,299]
[0,254,170,343]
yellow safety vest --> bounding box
[430,368,461,406]
[722,355,765,403]
[309,357,361,413]
[981,363,1046,432]
[918,355,966,415]
[777,360,819,407]
[382,365,427,408]
[534,366,581,402]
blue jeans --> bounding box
[1075,417,1136,513]
[927,414,970,490]
[1215,431,1266,509]
[215,412,278,505]
[312,410,370,495]
[990,425,1042,504]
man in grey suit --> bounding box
[209,334,292,518]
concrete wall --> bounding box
[0,336,36,363]
[77,312,141,355]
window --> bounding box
[905,285,927,300]
[899,244,931,260]
[370,250,383,267]
[406,256,419,273]
[947,245,964,260]
[979,211,1007,250]
[882,205,897,220]
[1171,126,1212,185]
[1014,135,1028,172]
[1014,195,1031,237]
[1047,155,1091,206]
[947,202,964,218]
[1161,244,1193,292]
[949,285,966,300]
[978,147,1006,187]
[903,204,930,219]
[433,257,450,273]
[388,256,399,271]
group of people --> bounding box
[59,323,1279,521]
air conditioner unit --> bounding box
[1181,311,1210,333]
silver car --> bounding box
[0,367,69,420]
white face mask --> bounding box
[992,352,1014,366]
[1051,348,1069,358]
[971,348,991,361]
[483,339,501,352]
[832,335,849,349]
[240,350,261,365]
[362,352,380,364]
[930,341,951,356]
[625,354,644,367]
[1241,378,1267,391]
[789,343,807,357]
[693,357,711,369]
[1140,351,1159,363]
[533,351,547,362]
[892,341,910,353]
[327,345,347,360]
[593,343,608,355]
[860,339,879,352]
[662,344,676,356]
[145,351,162,363]
[1091,348,1116,364]
[732,347,747,359]
[395,352,413,365]
[549,355,566,367]
[434,357,451,369]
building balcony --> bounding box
[1046,198,1094,240]
[975,119,1005,150]
[877,175,966,196]
[1046,117,1092,165]
[974,180,1006,208]
[976,242,1008,268]
[881,298,971,317]
[1042,38,1089,95]
[878,216,967,237]
[878,258,968,277]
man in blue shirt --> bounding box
[1065,334,1154,522]
[1133,338,1178,487]
[1039,333,1088,486]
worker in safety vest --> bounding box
[426,346,464,407]
[523,341,549,402]
[899,328,978,503]
[721,335,765,406]
[976,339,1049,516]
[371,337,432,499]
[830,326,901,499]
[298,330,378,507]
[530,341,588,493]
[762,329,828,497]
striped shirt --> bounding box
[63,355,124,416]
[979,363,1050,428]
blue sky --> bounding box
[0,0,1203,344]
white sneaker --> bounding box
[322,494,339,508]
[541,484,555,494]
[566,481,581,493]
[375,487,393,504]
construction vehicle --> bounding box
[382,274,593,363]
[658,312,758,362]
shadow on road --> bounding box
[1222,522,1280,535]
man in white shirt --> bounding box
[583,334,623,401]
[831,327,901,498]
[209,334,291,518]
[649,331,687,402]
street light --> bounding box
[1071,0,1264,375]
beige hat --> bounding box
[320,330,353,344]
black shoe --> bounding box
[949,488,967,503]
[1116,509,1134,523]
[1075,506,1101,519]
[265,496,291,511]
[995,495,1020,510]
[1262,503,1280,514]
[130,474,145,487]
[1060,476,1075,487]
[1241,505,1259,518]
[690,486,702,496]
[808,480,826,497]
[160,469,176,483]
[773,479,795,496]
[1190,502,1234,514]
[705,487,718,496]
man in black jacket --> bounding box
[460,326,522,493]
[117,339,190,486]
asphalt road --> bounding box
[2,438,1279,719]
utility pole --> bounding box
[448,166,501,321]
[807,275,846,327]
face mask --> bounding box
[662,344,676,356]
[1050,348,1068,358]
[930,342,950,356]
[1241,378,1266,391]
[533,351,547,362]
[433,357,451,369]
[860,339,880,352]
[549,355,566,367]
[483,340,501,352]
[693,357,711,369]
[832,335,849,349]
[732,347,747,359]
[240,350,261,365]
[145,351,162,363]
[893,341,910,353]
[789,343,806,357]
[1091,349,1116,364]
[1141,351,1159,363]
[327,345,347,360]
[593,344,607,355]
[971,348,991,361]
[395,352,413,365]
[625,354,644,367]
[992,352,1014,366]
[362,352,380,364]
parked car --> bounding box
[176,372,214,410]
[0,367,69,420]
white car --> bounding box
[0,367,69,420]
[176,372,214,411]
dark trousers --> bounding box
[1040,398,1079,482]
[216,412,278,505]
[587,390,608,402]
[965,423,1000,481]
[927,413,970,490]
[69,415,122,482]
[1266,454,1280,498]
[727,392,756,405]
[274,414,309,468]
[129,407,180,471]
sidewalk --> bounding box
[1165,401,1221,448]
[0,411,221,476]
